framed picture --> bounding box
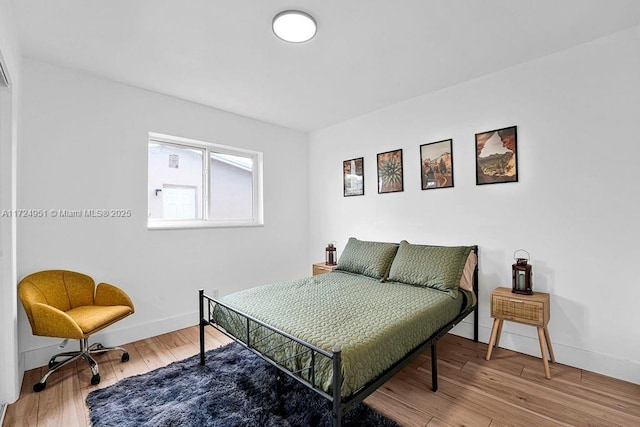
[343,157,364,197]
[420,139,454,190]
[475,126,518,185]
[377,149,403,193]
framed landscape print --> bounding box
[420,139,454,190]
[475,126,518,185]
[377,149,403,193]
[343,157,364,197]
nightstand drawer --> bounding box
[492,295,544,326]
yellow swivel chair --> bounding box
[18,270,135,392]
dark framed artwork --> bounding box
[420,139,454,190]
[377,149,403,193]
[343,157,364,197]
[475,126,518,185]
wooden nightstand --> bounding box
[312,262,338,276]
[486,287,556,379]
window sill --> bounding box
[147,220,264,230]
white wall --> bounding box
[17,59,310,369]
[0,0,22,404]
[309,27,640,384]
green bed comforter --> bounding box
[212,271,469,397]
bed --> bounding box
[199,239,479,426]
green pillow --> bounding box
[335,237,399,280]
[387,240,472,294]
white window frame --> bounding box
[148,132,264,230]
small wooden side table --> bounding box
[312,262,338,276]
[486,287,556,379]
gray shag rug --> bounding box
[86,342,398,426]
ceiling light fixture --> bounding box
[272,10,317,43]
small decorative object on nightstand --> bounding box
[512,249,533,295]
[486,287,555,379]
[312,262,338,276]
[325,242,337,265]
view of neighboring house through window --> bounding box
[209,152,254,220]
[148,133,263,228]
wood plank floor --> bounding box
[4,326,640,426]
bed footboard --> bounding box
[199,290,343,422]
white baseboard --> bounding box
[22,311,198,371]
[21,313,640,386]
[449,320,640,385]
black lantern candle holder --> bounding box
[512,249,533,295]
[325,242,337,266]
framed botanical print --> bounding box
[377,149,403,194]
[420,139,454,190]
[343,157,364,197]
[475,126,518,185]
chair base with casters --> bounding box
[33,338,130,392]
[18,270,135,392]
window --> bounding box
[148,133,263,229]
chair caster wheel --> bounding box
[33,382,46,392]
[91,374,101,385]
[121,352,129,362]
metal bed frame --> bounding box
[199,245,479,427]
